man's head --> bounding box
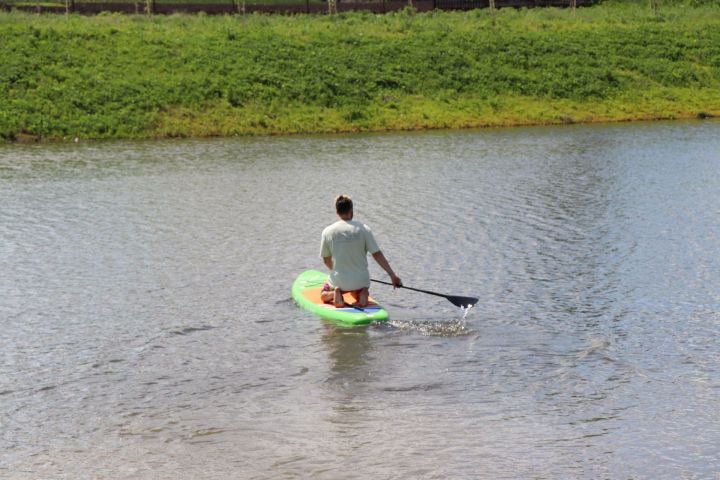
[335,195,353,218]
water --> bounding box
[1,121,719,479]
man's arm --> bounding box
[371,251,402,288]
[323,256,333,271]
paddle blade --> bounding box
[446,295,479,308]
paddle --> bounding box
[371,279,479,308]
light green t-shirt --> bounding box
[320,219,380,291]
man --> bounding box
[320,195,402,308]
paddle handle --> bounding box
[371,278,447,299]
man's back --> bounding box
[321,219,379,291]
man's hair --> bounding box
[335,195,353,215]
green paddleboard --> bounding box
[292,269,389,327]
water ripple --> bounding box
[2,121,720,478]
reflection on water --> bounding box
[322,326,373,384]
[1,120,719,479]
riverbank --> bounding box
[1,2,720,142]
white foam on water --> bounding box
[386,305,476,336]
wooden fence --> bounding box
[3,0,595,14]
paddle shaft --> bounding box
[371,278,447,299]
[371,278,478,308]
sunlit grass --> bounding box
[1,2,719,141]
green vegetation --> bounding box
[1,2,720,141]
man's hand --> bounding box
[390,274,403,289]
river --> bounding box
[1,120,719,479]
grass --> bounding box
[1,1,719,141]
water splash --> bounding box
[387,305,476,336]
[460,304,475,321]
[388,318,471,336]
